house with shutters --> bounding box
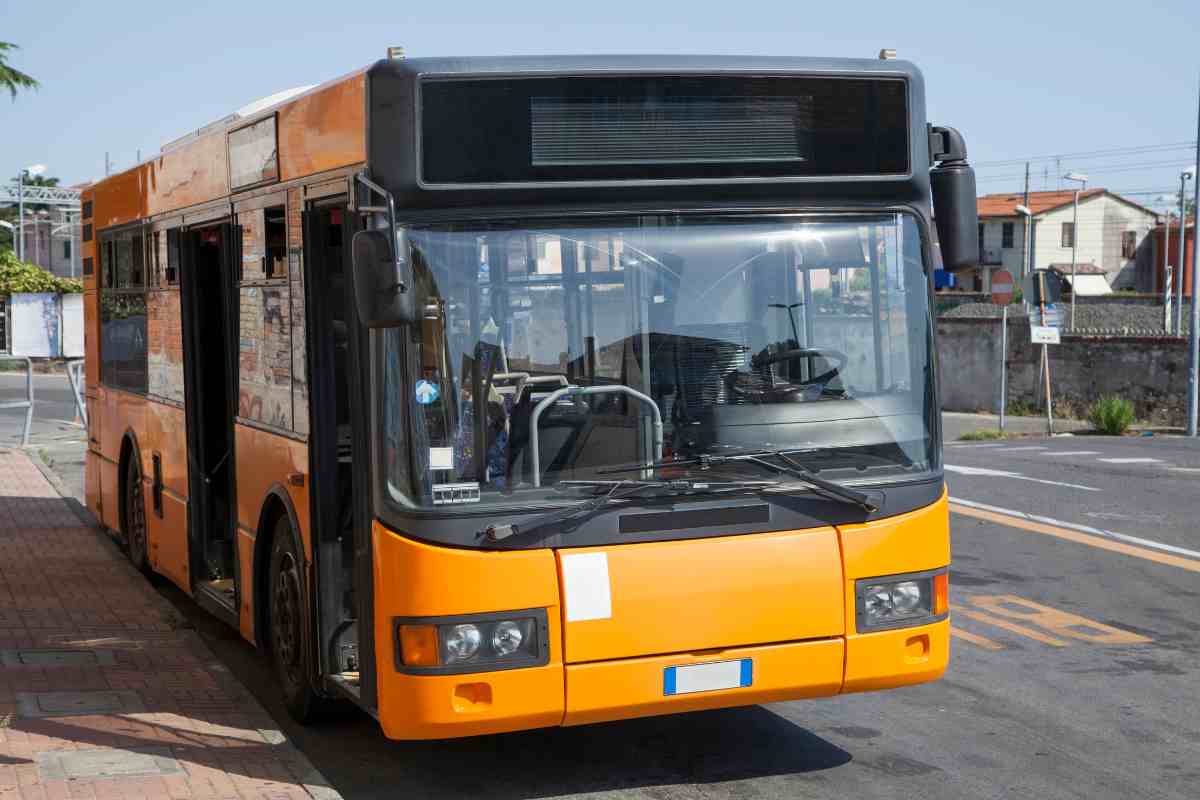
[964,189,1159,293]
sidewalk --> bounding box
[0,450,341,800]
[942,411,1091,441]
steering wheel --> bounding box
[751,347,847,388]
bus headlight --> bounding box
[395,609,549,674]
[855,569,949,632]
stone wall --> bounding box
[937,317,1189,426]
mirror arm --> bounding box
[355,171,408,293]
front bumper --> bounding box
[374,618,949,739]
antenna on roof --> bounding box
[387,45,406,60]
[878,48,897,60]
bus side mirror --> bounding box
[929,126,979,272]
[351,229,417,327]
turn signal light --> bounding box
[933,572,949,616]
[399,624,439,667]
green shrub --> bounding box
[0,250,83,295]
[959,429,1007,441]
[1088,396,1135,435]
[1006,399,1038,417]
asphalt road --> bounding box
[40,426,1200,799]
[0,370,84,448]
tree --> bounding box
[0,42,38,100]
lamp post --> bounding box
[1063,172,1088,330]
[14,163,47,263]
[1178,169,1195,336]
[1015,204,1033,281]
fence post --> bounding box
[66,359,87,427]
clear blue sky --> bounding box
[4,0,1199,210]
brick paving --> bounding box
[0,450,340,799]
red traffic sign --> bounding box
[990,269,1015,305]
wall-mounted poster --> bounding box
[229,115,279,190]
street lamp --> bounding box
[1063,172,1088,329]
[1178,168,1195,335]
[14,163,47,263]
[1014,204,1033,282]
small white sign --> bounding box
[429,447,454,471]
[561,552,613,622]
[1031,325,1060,345]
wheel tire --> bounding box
[268,517,324,723]
[124,456,151,574]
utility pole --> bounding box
[1164,210,1174,331]
[1178,171,1190,335]
[1188,80,1200,437]
[1064,172,1088,330]
[105,152,111,176]
[16,171,24,261]
[1022,162,1031,279]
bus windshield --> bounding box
[382,213,934,511]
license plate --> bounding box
[663,658,753,696]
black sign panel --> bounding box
[421,75,908,185]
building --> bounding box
[1151,219,1196,299]
[968,189,1159,293]
[16,207,82,279]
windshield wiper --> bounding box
[478,478,778,543]
[598,448,879,513]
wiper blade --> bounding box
[478,478,778,543]
[598,448,878,513]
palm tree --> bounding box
[0,42,38,100]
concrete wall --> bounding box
[937,316,1188,426]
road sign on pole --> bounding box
[991,269,1015,306]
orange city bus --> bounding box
[82,53,979,739]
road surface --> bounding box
[39,426,1200,799]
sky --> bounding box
[3,0,1199,211]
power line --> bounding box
[974,141,1198,168]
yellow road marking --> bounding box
[950,502,1200,574]
[967,594,1151,645]
[950,626,1004,650]
[952,606,1068,647]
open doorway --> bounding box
[180,222,238,614]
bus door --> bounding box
[179,221,239,615]
[303,196,373,701]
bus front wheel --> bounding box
[268,518,323,723]
[123,456,150,574]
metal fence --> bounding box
[0,355,34,446]
[0,296,9,354]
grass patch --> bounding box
[1088,395,1135,435]
[958,429,1007,441]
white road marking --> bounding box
[1168,467,1200,473]
[948,443,1007,448]
[996,446,1049,452]
[950,496,1200,560]
[944,464,1100,492]
[1097,458,1162,464]
[1039,451,1100,457]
